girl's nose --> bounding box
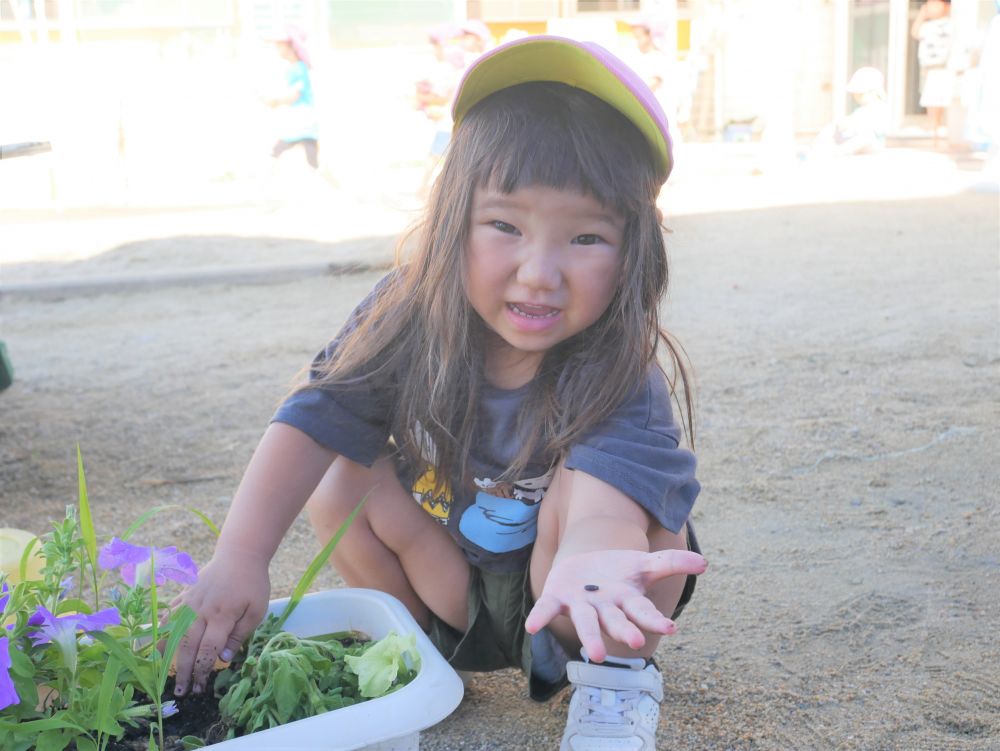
[516,245,561,291]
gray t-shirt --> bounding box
[273,278,699,572]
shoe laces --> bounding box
[578,685,641,728]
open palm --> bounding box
[525,548,706,662]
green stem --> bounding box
[76,549,86,603]
[148,551,165,751]
[89,549,100,613]
[260,632,283,656]
[60,648,79,718]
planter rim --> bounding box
[208,587,464,750]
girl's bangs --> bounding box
[478,125,595,199]
[464,84,653,215]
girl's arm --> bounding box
[912,4,929,39]
[172,422,337,694]
[263,80,305,108]
[525,469,706,662]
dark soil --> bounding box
[102,630,371,750]
[105,673,230,751]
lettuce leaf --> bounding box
[344,631,420,698]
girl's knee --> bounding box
[306,455,394,546]
[307,453,453,557]
[306,455,398,513]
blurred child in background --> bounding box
[264,27,320,171]
[415,24,465,197]
[808,67,889,158]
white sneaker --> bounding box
[560,656,663,750]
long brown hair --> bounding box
[305,82,694,492]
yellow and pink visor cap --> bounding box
[452,35,673,183]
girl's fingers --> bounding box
[221,604,265,662]
[568,602,606,662]
[524,595,563,634]
[596,603,645,650]
[621,595,675,635]
[173,616,206,695]
[191,620,235,693]
[643,550,707,585]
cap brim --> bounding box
[453,36,672,180]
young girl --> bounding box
[174,36,707,750]
[912,0,955,148]
[809,67,889,158]
[264,27,320,169]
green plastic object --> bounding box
[0,340,13,391]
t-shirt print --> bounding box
[410,456,554,554]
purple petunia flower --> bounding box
[28,606,120,674]
[0,636,19,711]
[98,538,198,587]
[27,606,120,647]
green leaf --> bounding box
[76,736,98,751]
[95,655,125,738]
[35,729,73,751]
[122,505,220,540]
[0,734,36,751]
[226,677,251,709]
[76,445,99,575]
[18,535,41,583]
[56,598,93,616]
[276,491,368,629]
[344,631,421,698]
[157,605,197,697]
[11,672,37,712]
[0,714,88,735]
[89,631,157,699]
[148,550,160,666]
[8,647,35,678]
[272,660,302,724]
[180,736,207,749]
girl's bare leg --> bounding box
[306,455,470,632]
[529,464,690,659]
[930,106,944,148]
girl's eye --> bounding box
[490,220,519,235]
[573,234,605,246]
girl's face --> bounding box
[465,184,625,388]
[632,26,654,51]
[275,41,297,62]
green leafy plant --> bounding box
[0,450,209,751]
[0,456,418,750]
[207,489,420,740]
[213,623,418,738]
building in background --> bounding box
[1,0,995,208]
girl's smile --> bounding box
[505,302,561,330]
[465,184,625,388]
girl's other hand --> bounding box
[170,549,271,695]
[524,548,707,662]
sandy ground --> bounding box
[1,145,999,750]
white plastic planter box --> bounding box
[211,588,464,751]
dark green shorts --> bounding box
[427,521,700,680]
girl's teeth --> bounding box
[510,303,558,319]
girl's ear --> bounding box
[655,207,664,225]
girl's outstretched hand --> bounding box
[170,550,271,695]
[524,548,707,662]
